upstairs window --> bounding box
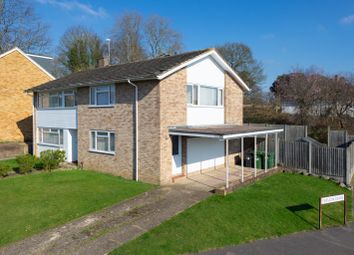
[187,84,223,107]
[39,128,63,146]
[90,85,115,106]
[39,90,76,109]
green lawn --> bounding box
[0,170,153,247]
[112,173,352,255]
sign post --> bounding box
[319,194,346,229]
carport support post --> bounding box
[275,133,279,167]
[225,139,229,189]
[241,137,244,183]
[265,134,268,172]
[254,136,257,177]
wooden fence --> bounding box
[247,123,307,141]
[278,140,353,184]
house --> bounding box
[0,47,56,144]
[27,48,283,185]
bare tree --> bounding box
[216,42,266,103]
[144,15,182,57]
[111,12,146,64]
[0,0,50,54]
[57,26,102,73]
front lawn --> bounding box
[112,173,352,255]
[0,170,153,247]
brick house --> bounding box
[28,49,282,185]
[0,47,56,143]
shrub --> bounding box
[39,150,66,171]
[15,154,35,174]
[0,163,12,177]
[33,158,45,170]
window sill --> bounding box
[88,150,115,155]
[37,143,63,148]
[187,104,224,109]
[88,105,115,109]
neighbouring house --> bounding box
[27,48,283,185]
[0,47,56,145]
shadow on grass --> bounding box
[286,203,342,229]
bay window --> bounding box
[90,85,115,106]
[39,128,63,146]
[90,130,115,154]
[187,84,223,106]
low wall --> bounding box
[0,143,29,159]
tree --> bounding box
[111,12,146,64]
[144,15,182,58]
[216,42,266,103]
[57,26,102,73]
[0,0,50,54]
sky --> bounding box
[34,0,354,90]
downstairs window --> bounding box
[90,131,115,154]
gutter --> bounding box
[127,79,139,181]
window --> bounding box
[38,90,76,109]
[90,85,115,106]
[39,128,63,146]
[172,136,179,155]
[187,84,199,105]
[200,86,217,106]
[187,84,223,106]
[90,131,115,154]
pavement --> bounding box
[199,223,354,255]
[0,182,211,255]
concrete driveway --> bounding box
[200,223,354,255]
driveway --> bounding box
[200,223,354,255]
[0,182,211,255]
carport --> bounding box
[169,124,284,189]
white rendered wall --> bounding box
[37,109,77,129]
[186,138,224,173]
[186,56,225,125]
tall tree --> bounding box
[216,42,266,103]
[0,0,50,54]
[111,12,146,64]
[57,26,102,73]
[144,15,182,58]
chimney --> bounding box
[97,57,109,67]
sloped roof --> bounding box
[27,54,58,78]
[27,48,250,92]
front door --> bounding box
[172,136,182,176]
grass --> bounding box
[0,170,153,247]
[0,158,19,170]
[112,173,352,255]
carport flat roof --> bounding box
[169,124,283,140]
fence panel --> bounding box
[311,145,346,177]
[329,130,347,147]
[279,140,309,170]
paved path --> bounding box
[200,223,354,255]
[0,182,211,255]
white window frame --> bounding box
[38,90,76,109]
[89,85,115,107]
[38,127,64,147]
[89,130,115,155]
[187,84,224,107]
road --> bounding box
[200,223,354,255]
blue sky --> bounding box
[34,0,354,90]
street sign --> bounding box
[319,194,346,229]
[321,194,345,205]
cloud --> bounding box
[36,0,107,18]
[339,14,354,25]
[260,33,275,40]
[316,24,327,32]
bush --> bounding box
[0,163,12,177]
[15,154,35,174]
[39,150,66,171]
[34,158,45,170]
